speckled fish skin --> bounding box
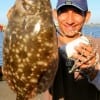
[3,0,58,100]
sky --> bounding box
[0,0,100,24]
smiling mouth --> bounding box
[56,27,80,37]
[63,23,78,31]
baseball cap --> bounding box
[56,0,88,12]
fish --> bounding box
[3,0,58,100]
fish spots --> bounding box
[3,0,58,99]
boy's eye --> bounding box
[73,9,84,16]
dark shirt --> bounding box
[49,48,100,100]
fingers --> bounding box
[75,43,92,56]
[72,43,97,69]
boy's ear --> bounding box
[52,9,58,20]
[52,9,59,26]
[85,11,91,23]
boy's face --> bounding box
[56,6,90,37]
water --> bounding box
[82,25,100,38]
[0,25,100,67]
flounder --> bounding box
[3,0,58,100]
